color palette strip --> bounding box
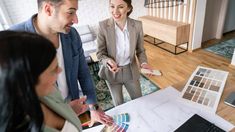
[181,66,228,113]
[111,123,129,132]
[113,113,130,123]
[102,113,130,132]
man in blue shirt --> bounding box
[10,0,113,126]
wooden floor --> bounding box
[144,36,235,89]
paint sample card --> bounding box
[110,123,129,132]
[102,113,130,132]
[181,66,228,113]
[113,113,130,124]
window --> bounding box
[0,5,11,31]
[0,23,4,30]
[0,16,8,30]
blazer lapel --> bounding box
[107,18,117,60]
[40,89,82,130]
[60,34,72,85]
[127,18,136,61]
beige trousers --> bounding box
[106,64,142,106]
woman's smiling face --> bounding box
[109,0,131,22]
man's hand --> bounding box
[88,106,113,127]
[69,96,88,115]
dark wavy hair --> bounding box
[0,31,56,131]
[37,0,64,10]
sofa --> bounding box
[75,25,97,63]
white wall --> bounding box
[2,0,147,28]
[231,49,235,66]
[191,0,207,50]
[2,0,37,24]
[202,0,222,42]
[77,0,147,27]
[0,0,13,29]
[202,0,235,42]
[223,0,235,33]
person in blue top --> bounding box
[10,0,113,126]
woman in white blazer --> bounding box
[97,0,153,106]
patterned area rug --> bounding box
[88,63,160,111]
[205,38,235,59]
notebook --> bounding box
[224,92,235,108]
[175,114,225,132]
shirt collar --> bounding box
[115,21,128,32]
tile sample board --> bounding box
[181,66,228,113]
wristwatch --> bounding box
[89,104,99,111]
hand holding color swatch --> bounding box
[102,113,130,132]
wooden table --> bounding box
[173,76,235,131]
[139,15,190,54]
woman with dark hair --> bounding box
[0,31,84,131]
[97,0,153,106]
[0,31,56,131]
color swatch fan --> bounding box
[181,66,228,113]
[102,113,130,132]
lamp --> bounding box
[144,0,184,8]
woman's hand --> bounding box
[107,59,120,73]
[69,96,88,115]
[141,63,154,76]
[141,63,153,70]
[41,103,65,130]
